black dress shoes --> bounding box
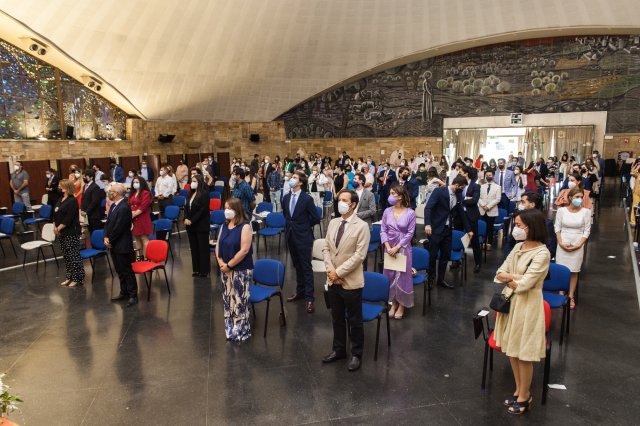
[192,272,199,277]
[437,281,455,289]
[111,294,128,302]
[287,293,304,302]
[126,297,138,307]
[348,356,361,372]
[305,301,315,314]
[474,265,481,273]
[322,351,346,363]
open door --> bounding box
[90,157,112,174]
[167,154,185,168]
[144,154,161,178]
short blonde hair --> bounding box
[59,179,75,194]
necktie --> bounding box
[487,184,491,194]
[290,193,298,214]
[109,202,117,215]
[335,220,347,248]
[499,171,504,187]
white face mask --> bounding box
[128,172,134,177]
[13,165,20,171]
[159,170,165,176]
[141,164,147,168]
[512,226,527,241]
[289,178,298,188]
[224,209,236,220]
[338,201,351,215]
[191,181,198,189]
[568,181,577,189]
[133,182,140,190]
[75,172,81,178]
[46,173,51,179]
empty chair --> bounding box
[249,259,287,338]
[366,224,381,271]
[256,212,286,255]
[209,198,222,212]
[131,240,170,301]
[20,223,58,270]
[451,230,467,283]
[312,238,326,273]
[0,217,18,257]
[80,229,114,279]
[415,203,426,226]
[362,271,391,361]
[214,185,225,195]
[150,218,175,261]
[493,208,508,243]
[411,246,430,315]
[23,204,53,234]
[542,263,572,345]
[163,205,181,238]
[477,219,488,263]
[172,195,186,210]
[209,209,226,239]
[210,191,222,199]
[255,202,273,215]
[178,189,190,198]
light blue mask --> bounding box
[289,178,298,188]
[571,198,583,207]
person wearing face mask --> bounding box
[494,208,550,415]
[283,171,321,313]
[105,184,138,307]
[68,165,83,208]
[267,161,284,212]
[140,160,156,188]
[397,166,419,209]
[479,170,502,251]
[333,167,348,216]
[215,197,254,342]
[93,165,105,189]
[125,169,138,186]
[560,164,582,190]
[308,166,322,207]
[416,163,429,203]
[128,176,153,258]
[504,192,556,259]
[555,173,592,209]
[184,174,211,278]
[155,166,177,216]
[54,179,84,288]
[377,161,397,209]
[10,161,31,209]
[352,173,376,227]
[380,184,416,319]
[554,187,591,310]
[231,168,256,219]
[495,158,518,211]
[45,168,60,207]
[322,189,371,371]
[262,156,273,203]
[459,166,482,273]
[523,163,538,194]
[109,159,125,183]
[424,175,472,289]
[80,169,106,234]
[591,150,605,186]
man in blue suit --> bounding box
[460,166,482,272]
[378,161,397,209]
[283,171,321,313]
[104,184,138,307]
[109,158,125,183]
[398,166,419,209]
[424,175,472,289]
[495,158,517,210]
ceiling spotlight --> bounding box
[81,75,104,92]
[21,37,48,56]
[37,48,47,56]
[87,81,95,88]
[29,43,38,52]
[95,85,101,91]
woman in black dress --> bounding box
[54,179,84,287]
[184,174,211,277]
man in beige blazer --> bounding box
[322,189,371,372]
[479,169,502,250]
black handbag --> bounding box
[490,290,514,313]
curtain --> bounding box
[525,126,593,162]
[454,129,487,160]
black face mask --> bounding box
[498,164,505,170]
[455,187,464,194]
[486,176,494,182]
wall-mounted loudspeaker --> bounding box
[249,134,260,142]
[158,134,176,143]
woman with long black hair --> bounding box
[184,174,211,277]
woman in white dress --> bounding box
[554,187,592,309]
[513,165,527,201]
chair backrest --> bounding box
[316,206,323,219]
[312,238,325,260]
[41,194,48,204]
[11,202,25,215]
[451,230,465,251]
[38,204,53,219]
[256,202,273,214]
[0,217,15,234]
[363,272,389,303]
[544,300,551,332]
[164,205,180,219]
[542,263,571,292]
[323,191,333,202]
[209,198,222,211]
[253,259,285,288]
[91,229,107,249]
[370,224,381,243]
[498,208,508,221]
[415,203,425,219]
[210,210,226,225]
[179,189,190,198]
[145,240,168,263]
[101,198,107,208]
[477,219,487,237]
[214,180,225,187]
[210,191,222,199]
[214,185,224,194]
[172,195,186,207]
[153,218,174,232]
[508,200,517,215]
[255,193,264,204]
[411,246,429,270]
[265,212,286,228]
[41,223,56,242]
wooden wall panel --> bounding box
[0,162,11,209]
[21,160,50,203]
[57,158,86,178]
[217,152,230,179]
[121,156,140,173]
[144,154,161,177]
[185,153,200,167]
[167,154,184,168]
[90,157,112,174]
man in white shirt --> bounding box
[93,165,105,189]
[155,166,177,215]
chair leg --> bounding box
[142,273,150,301]
[385,307,391,347]
[481,342,489,390]
[50,245,59,267]
[542,343,552,404]
[278,234,282,254]
[559,305,566,346]
[167,240,175,262]
[264,299,271,338]
[106,254,114,277]
[35,248,40,272]
[278,293,286,327]
[374,316,381,361]
[566,300,571,336]
[163,268,170,294]
[428,280,432,306]
[175,221,181,239]
[463,254,467,282]
[22,249,27,268]
[252,304,257,322]
[489,347,494,370]
[9,238,17,257]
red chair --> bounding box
[131,240,170,301]
[474,301,552,404]
[209,198,221,211]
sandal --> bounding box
[507,396,532,415]
[68,281,83,288]
[569,296,576,310]
[60,279,71,286]
[503,394,519,407]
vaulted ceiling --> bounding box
[1,0,639,121]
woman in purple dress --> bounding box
[381,183,416,319]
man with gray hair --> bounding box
[104,184,138,307]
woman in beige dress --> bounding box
[494,208,551,415]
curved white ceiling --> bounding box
[1,0,640,121]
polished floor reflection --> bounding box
[1,186,639,425]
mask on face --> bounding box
[46,173,51,179]
[289,178,298,188]
[13,165,20,171]
[224,209,236,220]
[568,181,577,189]
[592,154,598,159]
[133,182,140,190]
[83,177,90,183]
[159,170,165,176]
[514,170,520,175]
[518,204,526,211]
[75,172,81,178]
[107,191,115,201]
[455,187,463,194]
[128,172,134,178]
[388,195,398,206]
[191,181,198,190]
[498,164,505,170]
[141,164,147,168]
[512,226,527,241]
[571,197,583,207]
[486,176,493,182]
[338,201,350,215]
[352,180,360,189]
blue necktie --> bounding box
[290,193,298,214]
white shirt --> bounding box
[95,171,105,189]
[156,175,176,197]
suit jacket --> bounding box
[112,166,125,183]
[479,182,502,217]
[46,176,60,206]
[53,195,80,236]
[401,175,419,208]
[355,189,376,225]
[262,163,274,189]
[104,199,134,254]
[282,190,320,245]
[537,163,549,180]
[424,186,470,236]
[322,214,370,290]
[462,181,481,222]
[379,169,397,195]
[185,191,211,233]
[81,181,106,220]
[495,168,517,198]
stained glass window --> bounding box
[0,38,128,140]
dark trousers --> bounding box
[483,214,496,245]
[469,219,481,266]
[87,217,104,235]
[159,195,173,216]
[187,229,210,275]
[288,237,314,301]
[328,285,363,357]
[499,193,510,211]
[263,184,271,202]
[425,227,452,285]
[111,251,137,298]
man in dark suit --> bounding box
[262,156,273,203]
[460,166,482,273]
[424,175,472,289]
[45,168,60,207]
[110,159,125,183]
[81,169,106,234]
[105,184,138,307]
[397,166,419,209]
[282,171,321,313]
[378,161,397,209]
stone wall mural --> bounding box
[278,35,640,139]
